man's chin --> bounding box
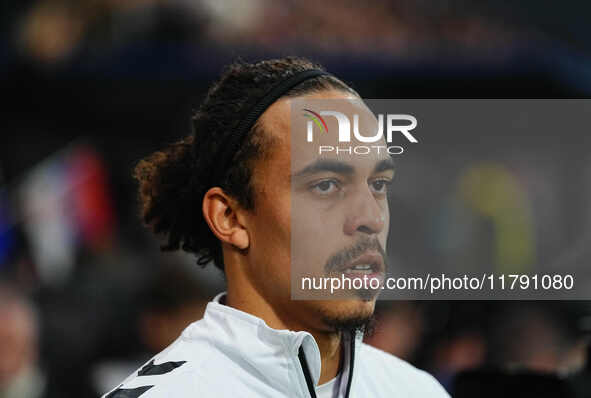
[318,299,376,335]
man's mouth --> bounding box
[338,251,385,279]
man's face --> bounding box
[243,89,391,332]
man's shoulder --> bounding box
[101,357,198,398]
[359,341,424,373]
[101,321,213,397]
[358,342,450,397]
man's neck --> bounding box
[225,283,343,385]
[314,330,344,385]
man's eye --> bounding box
[370,179,392,194]
[310,179,340,195]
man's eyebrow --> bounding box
[293,159,355,177]
[373,158,395,174]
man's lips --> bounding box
[336,250,385,275]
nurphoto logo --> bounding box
[303,109,418,155]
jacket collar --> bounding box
[191,292,363,390]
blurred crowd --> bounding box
[2,0,534,69]
[2,0,591,397]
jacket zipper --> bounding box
[298,346,318,398]
[298,333,356,398]
[344,334,355,397]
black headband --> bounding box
[203,69,330,187]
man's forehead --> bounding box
[255,91,392,181]
[286,95,389,174]
[259,89,363,143]
[258,98,291,145]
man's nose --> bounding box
[343,186,386,236]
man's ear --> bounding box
[202,187,250,250]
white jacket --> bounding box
[103,293,450,397]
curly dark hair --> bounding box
[134,57,357,272]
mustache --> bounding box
[324,236,388,274]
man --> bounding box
[104,57,449,397]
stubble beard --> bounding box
[318,303,377,337]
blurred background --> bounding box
[2,0,591,396]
